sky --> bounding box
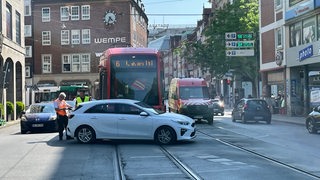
[143,0,211,27]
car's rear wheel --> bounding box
[154,126,176,145]
[306,119,317,134]
[206,115,214,125]
[232,114,236,122]
[75,126,96,144]
[241,115,246,124]
[221,112,224,116]
[266,118,271,124]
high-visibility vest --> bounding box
[54,99,67,116]
[76,96,90,105]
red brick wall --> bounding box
[260,0,274,27]
[261,30,275,64]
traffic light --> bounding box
[227,79,231,85]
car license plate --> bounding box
[254,116,263,120]
[32,124,44,127]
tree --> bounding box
[184,0,259,96]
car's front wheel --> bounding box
[75,126,96,144]
[306,119,317,134]
[154,126,176,145]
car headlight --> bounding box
[173,119,190,126]
[21,116,27,121]
[219,101,224,107]
[49,115,57,121]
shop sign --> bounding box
[299,45,313,61]
[285,0,314,20]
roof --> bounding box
[148,35,170,51]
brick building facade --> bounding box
[25,0,148,100]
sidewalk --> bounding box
[0,119,20,129]
[272,113,305,125]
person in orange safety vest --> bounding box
[54,92,72,140]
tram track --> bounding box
[198,130,320,179]
[114,143,203,180]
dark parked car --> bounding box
[232,98,271,124]
[305,106,320,134]
[20,102,58,134]
[212,99,224,116]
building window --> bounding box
[81,54,90,72]
[16,11,21,45]
[25,0,31,16]
[25,66,31,78]
[71,29,80,44]
[71,6,79,20]
[82,29,90,44]
[303,17,316,44]
[61,6,69,21]
[81,5,90,20]
[42,7,50,22]
[42,31,51,45]
[275,28,282,49]
[26,46,32,57]
[25,25,32,37]
[62,53,90,73]
[275,0,282,10]
[72,54,80,72]
[42,54,52,73]
[62,54,71,72]
[289,22,302,47]
[61,30,70,45]
[6,3,12,40]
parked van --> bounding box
[168,78,214,124]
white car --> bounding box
[67,99,196,145]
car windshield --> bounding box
[135,101,165,114]
[179,86,210,99]
[27,104,55,113]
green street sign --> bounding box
[237,33,253,40]
[226,41,254,48]
[237,41,254,47]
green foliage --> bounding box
[0,103,3,117]
[16,101,25,116]
[184,0,259,82]
[6,101,14,115]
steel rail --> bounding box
[160,145,203,180]
[113,145,126,180]
[198,130,320,180]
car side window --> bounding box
[85,104,104,113]
[85,103,116,114]
[116,104,142,115]
[102,104,116,113]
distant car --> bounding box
[20,102,58,134]
[212,99,224,116]
[305,106,320,134]
[67,99,196,145]
[232,98,271,124]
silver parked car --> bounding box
[67,99,196,145]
